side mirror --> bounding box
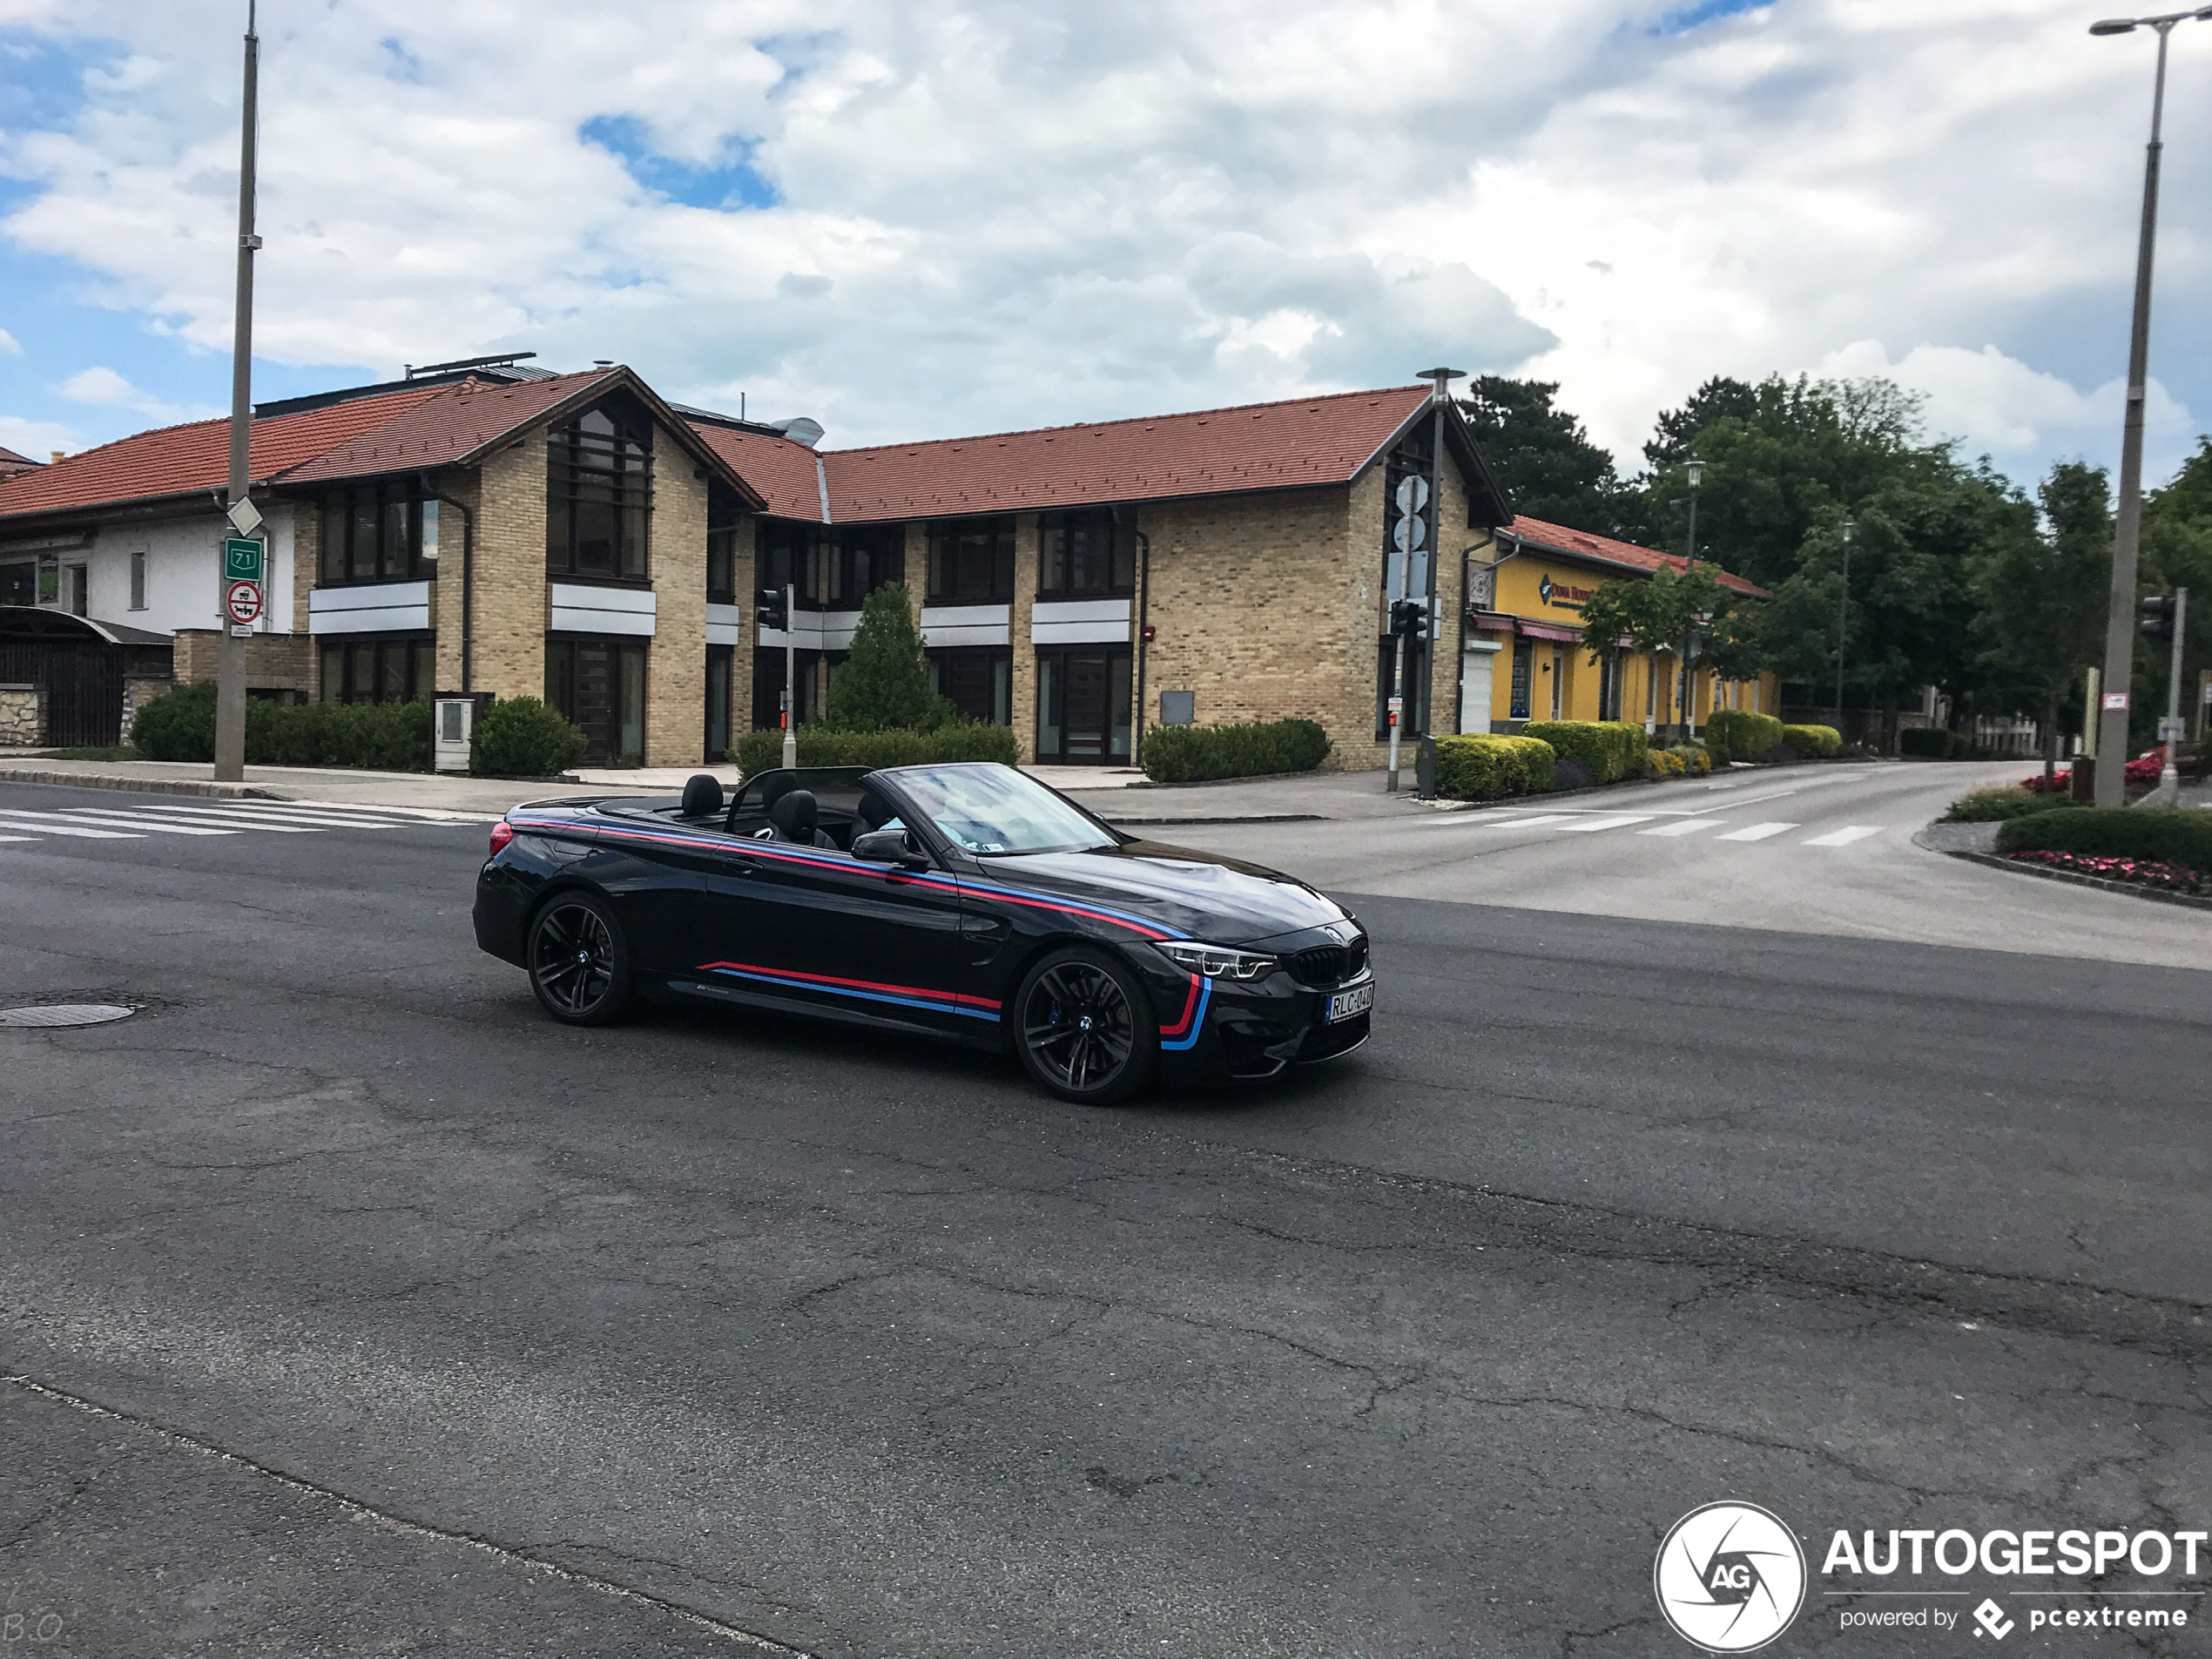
[853,828,928,870]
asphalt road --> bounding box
[2,773,2208,1657]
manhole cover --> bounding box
[0,1004,137,1028]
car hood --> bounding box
[970,839,1349,944]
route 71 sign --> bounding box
[224,537,264,583]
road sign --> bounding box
[224,580,263,625]
[224,537,264,583]
[1391,515,1427,553]
[225,496,264,538]
[2102,691,2130,712]
[1393,476,1429,514]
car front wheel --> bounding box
[1014,947,1157,1104]
[527,891,633,1026]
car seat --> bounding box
[679,773,723,818]
[767,788,837,848]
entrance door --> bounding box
[1548,648,1565,719]
[1459,646,1495,734]
[1035,647,1131,764]
[547,636,646,765]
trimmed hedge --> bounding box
[129,680,432,770]
[1434,734,1555,799]
[1783,723,1842,759]
[1944,786,2080,824]
[1703,710,1784,766]
[1518,719,1648,784]
[1140,718,1331,784]
[471,696,588,779]
[1994,806,2212,873]
[1900,726,1977,759]
[733,721,1021,777]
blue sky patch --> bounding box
[579,116,779,212]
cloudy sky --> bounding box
[1,0,2207,496]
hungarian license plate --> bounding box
[1324,984,1373,1023]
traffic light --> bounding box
[757,586,789,631]
[1389,598,1430,641]
[2140,594,2176,643]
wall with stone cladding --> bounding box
[645,426,709,768]
[428,468,480,697]
[120,674,172,739]
[1009,513,1040,764]
[469,434,549,707]
[0,685,43,745]
[725,513,756,737]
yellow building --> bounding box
[1459,515,1779,736]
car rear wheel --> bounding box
[528,891,633,1026]
[1014,947,1157,1104]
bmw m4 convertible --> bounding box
[473,761,1373,1103]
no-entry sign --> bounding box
[224,580,263,625]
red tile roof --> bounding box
[690,385,1439,525]
[1507,513,1769,598]
[276,369,617,486]
[0,445,40,470]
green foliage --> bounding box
[1643,376,1758,474]
[129,679,433,771]
[1782,723,1841,759]
[1898,727,1977,759]
[1517,719,1647,783]
[1702,709,1784,765]
[470,697,588,779]
[1139,718,1330,784]
[1580,563,1760,687]
[732,721,1021,776]
[1433,734,1555,799]
[1669,741,1712,775]
[1970,461,2110,745]
[1995,806,2212,873]
[821,583,953,732]
[1945,786,2080,824]
[1456,377,1651,541]
[2140,437,2212,754]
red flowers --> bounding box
[2019,771,2072,794]
[2124,746,2169,786]
[2006,847,2208,894]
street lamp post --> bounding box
[1834,518,1854,736]
[1679,457,1703,738]
[212,1,260,783]
[2088,6,2211,807]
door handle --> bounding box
[960,914,1010,941]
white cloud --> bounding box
[55,365,215,424]
[0,0,2206,488]
[0,414,80,462]
[0,327,20,354]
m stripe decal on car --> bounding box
[1159,973,1210,1050]
[698,960,1003,1022]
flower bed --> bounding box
[2005,848,2209,895]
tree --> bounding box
[1642,375,1758,474]
[1971,462,2108,786]
[1580,563,1752,737]
[820,583,950,732]
[1457,376,1649,541]
[2141,436,2212,752]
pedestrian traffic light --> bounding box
[758,586,789,631]
[1389,599,1429,640]
[2140,593,2175,642]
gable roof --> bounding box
[0,366,763,528]
[1505,513,1769,598]
[691,385,1512,526]
[0,445,40,470]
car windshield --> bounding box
[893,765,1116,856]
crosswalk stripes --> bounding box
[1557,814,1653,833]
[49,810,239,836]
[1638,819,1718,837]
[1716,822,1797,842]
[145,802,405,830]
[0,813,146,839]
[0,797,455,849]
[1438,806,1896,851]
[1803,826,1883,847]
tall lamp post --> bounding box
[1834,517,1854,733]
[212,1,261,782]
[2088,6,2210,807]
[1678,456,1703,738]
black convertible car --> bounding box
[473,761,1372,1103]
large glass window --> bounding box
[706,483,746,604]
[927,519,1015,604]
[320,486,439,584]
[929,648,1011,725]
[706,644,733,759]
[752,645,827,730]
[828,525,905,604]
[1035,646,1131,764]
[1038,510,1135,597]
[546,635,648,764]
[320,634,435,704]
[547,404,652,582]
[0,560,31,607]
[1509,636,1533,721]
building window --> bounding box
[129,550,147,610]
[706,644,734,759]
[929,648,1010,726]
[546,635,647,764]
[1038,510,1134,597]
[547,403,652,583]
[927,518,1015,604]
[1035,646,1131,764]
[707,527,738,605]
[1374,635,1433,740]
[1509,636,1532,721]
[827,525,904,605]
[63,565,87,617]
[0,560,30,607]
[320,634,435,705]
[320,485,439,584]
[756,521,815,607]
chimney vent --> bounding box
[50,451,64,464]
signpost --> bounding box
[1386,475,1426,793]
[212,1,261,782]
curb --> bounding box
[1938,845,2212,912]
[1102,813,1325,827]
[0,766,275,800]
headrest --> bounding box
[768,788,818,840]
[680,773,724,818]
[857,791,893,831]
[757,772,796,814]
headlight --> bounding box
[1158,941,1279,981]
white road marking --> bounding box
[0,813,145,840]
[110,803,339,832]
[1803,826,1885,847]
[1716,821,1798,842]
[1557,814,1655,833]
[0,834,37,843]
[51,810,241,837]
[1424,813,1576,829]
[1638,819,1720,837]
[179,804,410,829]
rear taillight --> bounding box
[489,822,515,857]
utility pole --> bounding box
[1678,457,1703,739]
[1834,518,1854,733]
[2089,9,2209,806]
[212,1,261,782]
[1386,368,1462,794]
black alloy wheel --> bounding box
[527,892,633,1026]
[1014,947,1157,1104]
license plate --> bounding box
[1324,984,1373,1023]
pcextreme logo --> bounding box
[1655,1502,1808,1653]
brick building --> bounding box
[0,361,1772,765]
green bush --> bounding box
[1518,719,1647,784]
[1944,786,2081,824]
[1900,727,1977,759]
[820,583,955,732]
[1140,718,1330,784]
[1434,734,1556,799]
[470,697,588,779]
[1782,723,1842,759]
[1668,741,1713,775]
[129,680,431,771]
[1994,807,2212,872]
[1703,710,1784,766]
[732,721,1022,777]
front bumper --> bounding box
[1145,935,1375,1084]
